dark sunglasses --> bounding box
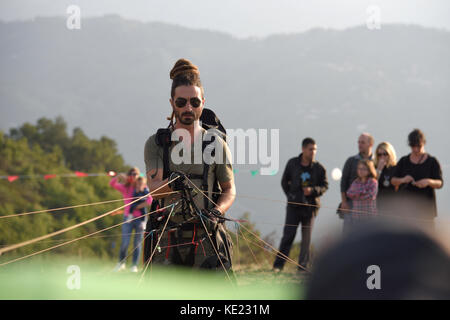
[377,152,388,157]
[174,97,202,108]
[128,172,138,177]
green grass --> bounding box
[0,256,306,300]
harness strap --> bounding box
[202,163,210,209]
[162,140,170,180]
[191,225,196,245]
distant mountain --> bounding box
[1,16,449,239]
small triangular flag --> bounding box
[7,176,19,182]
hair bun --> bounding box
[170,58,200,80]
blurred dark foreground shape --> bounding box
[306,220,450,299]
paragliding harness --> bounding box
[143,108,233,270]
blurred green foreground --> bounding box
[0,257,305,300]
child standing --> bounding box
[129,176,151,223]
[344,160,378,232]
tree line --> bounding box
[0,116,128,260]
[0,116,283,268]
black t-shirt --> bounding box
[284,163,313,203]
[281,154,328,210]
[299,164,313,202]
[378,165,396,195]
[393,154,443,218]
[300,164,312,188]
[377,165,397,211]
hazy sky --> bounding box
[1,0,449,38]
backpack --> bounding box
[155,108,227,209]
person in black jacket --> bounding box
[273,138,328,272]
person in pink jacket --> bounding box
[110,167,153,272]
[345,160,378,232]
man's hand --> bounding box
[168,171,188,191]
[203,208,224,221]
[201,208,224,229]
[210,208,224,219]
[303,187,313,196]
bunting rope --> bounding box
[0,171,111,182]
[0,167,276,183]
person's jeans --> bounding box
[119,215,145,266]
[273,205,315,270]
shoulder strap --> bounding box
[155,128,172,180]
[201,136,221,209]
[163,143,170,180]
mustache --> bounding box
[181,112,195,117]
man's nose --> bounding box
[185,100,193,110]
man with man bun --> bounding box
[143,58,235,269]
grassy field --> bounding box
[0,256,307,300]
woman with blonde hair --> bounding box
[375,142,397,214]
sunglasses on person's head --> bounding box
[174,97,202,108]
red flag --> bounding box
[7,176,19,182]
[44,174,57,180]
[75,171,88,177]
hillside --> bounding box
[1,16,449,239]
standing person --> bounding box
[110,167,153,272]
[339,133,374,230]
[143,58,235,269]
[345,160,378,230]
[391,129,443,228]
[273,138,328,272]
[374,142,398,215]
[129,176,152,219]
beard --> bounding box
[175,109,199,125]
